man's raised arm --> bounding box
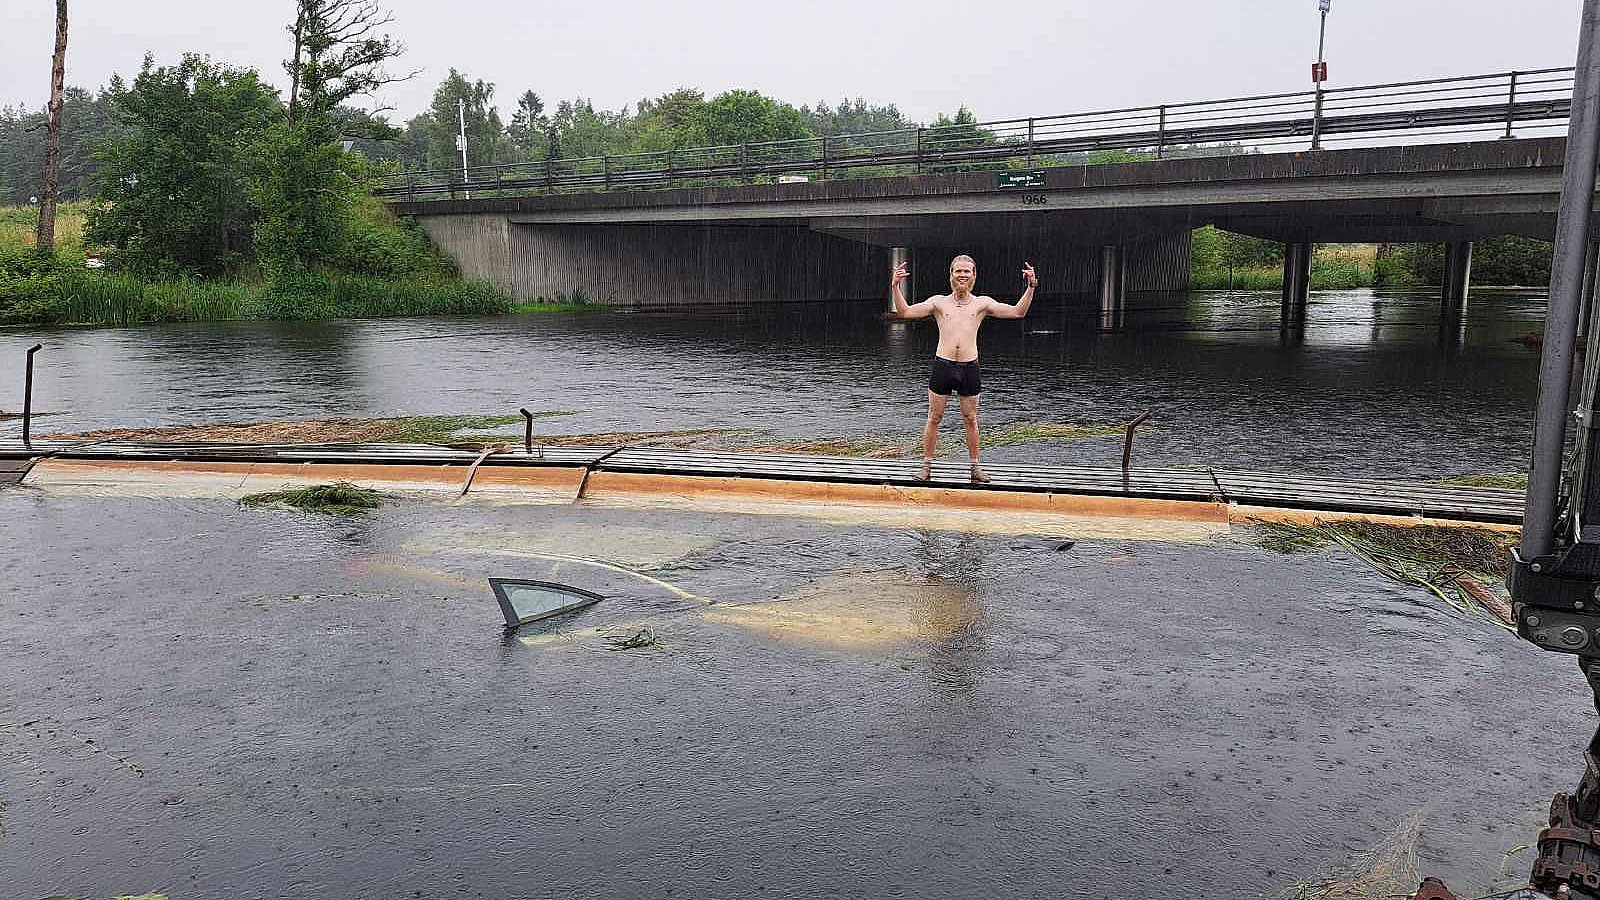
[988,262,1038,319]
[891,262,934,319]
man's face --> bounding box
[950,260,976,292]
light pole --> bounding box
[457,97,470,200]
[1310,0,1330,150]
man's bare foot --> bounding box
[920,458,932,481]
[970,462,990,484]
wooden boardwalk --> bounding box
[0,439,1524,524]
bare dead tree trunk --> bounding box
[35,0,68,253]
[287,2,306,125]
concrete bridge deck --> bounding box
[390,138,1591,306]
[0,440,1524,527]
[392,137,1581,245]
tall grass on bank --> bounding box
[1192,254,1379,291]
[0,202,88,251]
[3,262,510,326]
[1,201,509,326]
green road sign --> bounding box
[997,170,1047,189]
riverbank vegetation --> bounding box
[1191,226,1554,290]
[2,5,510,327]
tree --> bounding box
[285,0,408,145]
[0,86,121,206]
[247,122,351,276]
[422,70,514,169]
[85,54,279,276]
[800,97,910,137]
[507,90,549,160]
[621,88,706,152]
[685,90,809,147]
[548,98,628,160]
[36,0,68,252]
[259,0,408,275]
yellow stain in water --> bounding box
[406,525,716,569]
[345,557,482,590]
[583,493,1225,542]
[702,571,979,652]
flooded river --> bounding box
[0,288,1547,479]
[0,287,1570,897]
[0,492,1584,898]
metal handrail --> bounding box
[375,66,1576,201]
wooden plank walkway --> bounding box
[0,439,1524,524]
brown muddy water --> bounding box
[0,490,1586,898]
[0,288,1549,480]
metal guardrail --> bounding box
[374,67,1575,201]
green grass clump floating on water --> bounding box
[382,414,528,444]
[242,481,387,515]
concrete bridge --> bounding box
[391,136,1594,321]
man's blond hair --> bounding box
[949,254,977,274]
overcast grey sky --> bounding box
[1,1,1585,124]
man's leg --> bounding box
[960,393,988,483]
[921,390,948,479]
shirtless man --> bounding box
[891,254,1037,483]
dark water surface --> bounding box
[0,493,1585,898]
[0,288,1546,479]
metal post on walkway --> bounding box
[1522,0,1600,559]
[22,343,42,450]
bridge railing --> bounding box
[376,67,1575,201]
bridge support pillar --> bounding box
[1281,242,1312,328]
[1099,244,1125,329]
[889,247,910,312]
[1441,240,1473,322]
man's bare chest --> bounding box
[934,301,984,330]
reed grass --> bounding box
[5,270,510,326]
[1253,519,1516,628]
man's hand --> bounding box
[1022,262,1038,288]
[891,262,909,287]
